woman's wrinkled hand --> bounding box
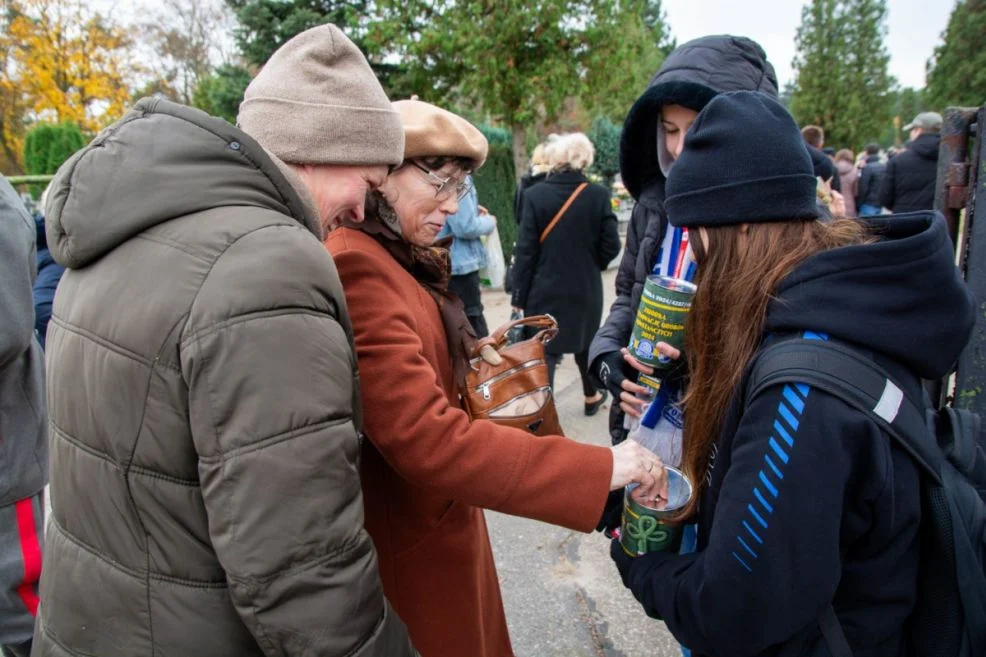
[609,439,669,504]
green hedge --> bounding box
[472,144,517,262]
[23,122,86,199]
[588,116,621,189]
[192,65,253,125]
[477,123,511,147]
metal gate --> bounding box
[936,106,986,414]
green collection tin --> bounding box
[628,276,697,370]
[620,466,693,557]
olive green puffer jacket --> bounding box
[34,98,415,657]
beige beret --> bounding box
[392,100,489,170]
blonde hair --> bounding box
[530,142,551,176]
[536,134,561,175]
[548,132,594,173]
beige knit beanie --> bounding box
[238,24,404,166]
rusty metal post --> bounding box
[954,108,986,414]
[935,108,978,244]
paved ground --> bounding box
[482,268,681,657]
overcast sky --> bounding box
[662,0,955,90]
[97,0,954,91]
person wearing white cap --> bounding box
[879,111,943,214]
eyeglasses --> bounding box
[408,161,472,201]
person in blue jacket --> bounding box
[611,92,974,656]
[438,175,496,337]
[32,202,66,350]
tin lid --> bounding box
[648,275,697,295]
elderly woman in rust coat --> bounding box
[324,100,666,657]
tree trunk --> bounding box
[511,122,527,185]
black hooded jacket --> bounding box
[620,212,974,657]
[588,35,778,443]
[879,132,940,213]
[856,154,886,208]
[806,145,840,191]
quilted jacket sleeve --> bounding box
[588,201,644,368]
[0,177,38,368]
[181,224,416,657]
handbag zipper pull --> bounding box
[482,382,491,401]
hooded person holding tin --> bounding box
[610,90,973,657]
[588,35,780,532]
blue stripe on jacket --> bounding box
[732,331,828,572]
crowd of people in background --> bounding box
[0,17,979,657]
[797,111,943,220]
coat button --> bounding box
[229,141,241,151]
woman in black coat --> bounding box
[511,133,621,415]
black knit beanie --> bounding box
[665,91,820,228]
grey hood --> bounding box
[45,97,320,269]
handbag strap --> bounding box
[473,314,558,357]
[539,183,588,243]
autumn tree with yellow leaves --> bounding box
[1,0,136,172]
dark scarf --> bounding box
[345,192,478,384]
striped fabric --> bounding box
[0,492,43,645]
[732,331,828,573]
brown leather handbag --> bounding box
[461,314,564,436]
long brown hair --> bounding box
[675,218,873,521]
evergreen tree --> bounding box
[790,0,844,133]
[790,0,893,150]
[472,144,517,261]
[225,0,411,96]
[381,0,655,182]
[643,0,677,57]
[588,116,621,189]
[839,0,892,149]
[23,121,86,197]
[582,0,674,123]
[926,0,986,110]
[882,86,926,146]
[780,80,796,109]
[191,64,253,123]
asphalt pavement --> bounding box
[482,268,681,657]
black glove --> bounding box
[593,350,633,400]
[610,536,637,589]
[610,538,682,621]
[596,488,624,534]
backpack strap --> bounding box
[746,338,948,657]
[819,605,853,657]
[940,406,985,482]
[746,338,943,485]
[539,183,588,243]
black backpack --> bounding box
[745,338,986,657]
